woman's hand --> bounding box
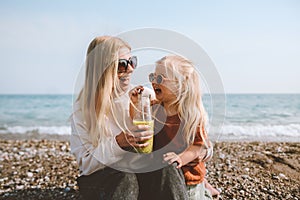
[116,124,153,149]
[163,152,183,169]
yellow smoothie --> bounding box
[133,120,154,153]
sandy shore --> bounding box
[0,134,299,199]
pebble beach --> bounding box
[0,134,299,200]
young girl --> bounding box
[150,55,214,199]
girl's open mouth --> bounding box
[154,87,162,94]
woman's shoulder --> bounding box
[71,100,83,115]
[70,100,84,122]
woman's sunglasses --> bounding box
[118,56,137,73]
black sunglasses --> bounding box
[118,56,137,73]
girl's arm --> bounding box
[163,142,213,168]
[163,145,203,168]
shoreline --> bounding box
[1,136,299,199]
[211,134,300,143]
[1,132,300,143]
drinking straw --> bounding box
[141,95,145,121]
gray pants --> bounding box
[137,164,188,200]
[77,167,138,200]
[187,182,213,200]
[77,165,188,200]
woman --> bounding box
[70,36,153,199]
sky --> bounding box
[0,0,299,94]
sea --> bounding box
[0,94,299,142]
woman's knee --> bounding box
[162,164,183,178]
[112,172,139,200]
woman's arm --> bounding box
[70,109,126,175]
[70,103,153,175]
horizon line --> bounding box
[0,92,300,95]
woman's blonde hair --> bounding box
[156,55,208,146]
[78,36,131,146]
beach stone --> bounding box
[1,139,300,199]
[27,172,34,178]
[16,185,24,190]
[278,173,288,180]
[219,153,225,159]
[266,158,273,164]
[244,167,250,172]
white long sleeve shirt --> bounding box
[70,87,154,175]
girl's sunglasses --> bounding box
[118,56,137,73]
[148,73,167,84]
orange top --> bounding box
[154,112,207,185]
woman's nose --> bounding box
[126,63,134,73]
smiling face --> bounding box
[151,64,178,106]
[117,47,134,92]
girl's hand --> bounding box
[129,86,144,119]
[129,85,144,104]
[163,152,183,168]
[129,85,159,106]
[150,99,160,106]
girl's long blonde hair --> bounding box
[77,36,131,146]
[156,55,208,146]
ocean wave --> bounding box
[0,126,71,135]
[220,124,300,137]
[1,124,300,138]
